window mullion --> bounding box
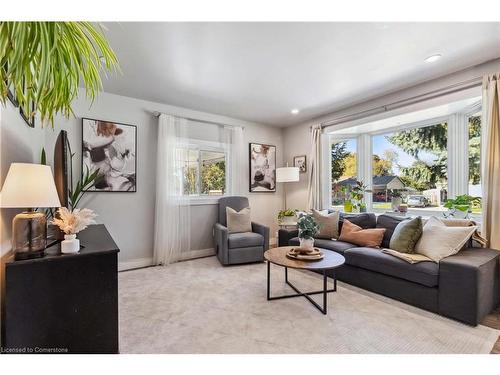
[447,114,468,198]
[198,149,202,196]
[357,134,373,210]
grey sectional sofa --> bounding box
[278,213,500,326]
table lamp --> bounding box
[276,165,299,209]
[0,163,61,260]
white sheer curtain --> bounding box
[308,124,323,209]
[225,125,244,195]
[481,73,500,250]
[153,114,191,265]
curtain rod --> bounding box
[151,111,245,129]
[315,76,482,130]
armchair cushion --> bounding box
[228,232,264,249]
[218,196,249,226]
[226,206,252,233]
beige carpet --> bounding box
[119,256,499,354]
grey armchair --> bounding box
[214,196,270,265]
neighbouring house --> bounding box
[332,175,407,203]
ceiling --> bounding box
[101,22,500,127]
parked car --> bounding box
[407,195,429,207]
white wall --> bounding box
[1,90,284,269]
[0,103,46,255]
[283,58,500,210]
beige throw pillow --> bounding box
[226,207,252,233]
[414,216,477,262]
[312,209,340,239]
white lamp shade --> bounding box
[0,163,61,208]
[276,167,300,183]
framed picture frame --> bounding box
[293,155,307,173]
[249,142,276,193]
[82,118,137,192]
[19,100,36,128]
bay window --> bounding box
[328,96,482,218]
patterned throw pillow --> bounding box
[339,219,386,248]
[312,209,340,239]
[389,216,423,253]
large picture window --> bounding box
[372,122,448,211]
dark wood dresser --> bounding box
[1,224,119,354]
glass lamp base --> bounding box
[12,211,47,260]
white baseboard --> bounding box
[119,241,275,271]
[118,257,154,271]
[179,247,215,261]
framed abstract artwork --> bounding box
[249,142,276,193]
[82,118,137,192]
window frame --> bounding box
[178,138,229,205]
[325,100,483,220]
[329,136,359,209]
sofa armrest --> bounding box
[278,229,299,247]
[438,248,500,325]
[252,222,270,251]
[214,223,229,265]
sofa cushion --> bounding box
[289,237,357,255]
[344,247,439,287]
[312,209,340,239]
[339,212,377,231]
[228,232,264,248]
[339,220,386,248]
[389,216,423,253]
[376,214,409,248]
[415,216,477,262]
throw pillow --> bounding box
[338,219,386,248]
[312,209,340,239]
[414,216,477,262]
[389,216,423,253]
[226,207,252,233]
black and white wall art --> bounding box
[294,155,307,173]
[249,142,276,192]
[82,118,137,192]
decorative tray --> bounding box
[286,247,324,261]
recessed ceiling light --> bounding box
[424,54,442,63]
[291,109,300,115]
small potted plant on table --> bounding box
[278,209,297,225]
[297,214,320,251]
[340,186,353,212]
[390,189,404,211]
[350,180,371,213]
[444,195,481,219]
[52,207,97,254]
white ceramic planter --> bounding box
[281,215,296,224]
[299,237,315,251]
[61,234,80,254]
[451,209,469,219]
